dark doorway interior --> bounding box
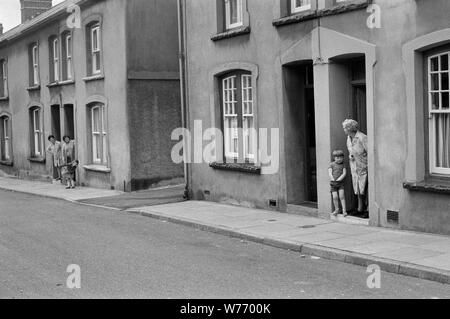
[351,59,367,135]
[64,105,75,139]
[284,62,317,207]
[51,105,61,141]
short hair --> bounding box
[342,119,359,133]
[62,135,71,142]
[48,135,56,141]
[333,150,345,157]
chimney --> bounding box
[0,24,3,35]
[20,0,53,23]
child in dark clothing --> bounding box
[329,150,347,216]
[61,160,79,189]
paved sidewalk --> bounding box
[128,201,450,284]
[0,176,122,202]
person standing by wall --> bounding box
[61,135,75,165]
[46,135,63,181]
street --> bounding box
[0,190,449,299]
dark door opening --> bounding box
[305,86,317,203]
[64,105,75,139]
[51,105,61,141]
[284,62,317,208]
[352,85,367,135]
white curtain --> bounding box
[436,113,450,168]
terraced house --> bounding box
[180,0,450,235]
[0,0,183,191]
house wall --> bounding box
[0,0,130,191]
[125,0,183,191]
[185,0,450,235]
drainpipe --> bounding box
[177,0,190,199]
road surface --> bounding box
[0,189,448,299]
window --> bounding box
[291,0,311,13]
[63,33,73,80]
[222,72,256,162]
[90,104,107,164]
[0,116,11,161]
[87,23,102,75]
[29,43,39,86]
[49,37,59,83]
[30,107,43,157]
[0,59,7,98]
[61,32,73,81]
[428,52,450,175]
[225,0,243,29]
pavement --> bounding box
[0,176,449,285]
[1,189,449,299]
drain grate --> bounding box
[387,210,399,224]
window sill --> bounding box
[211,26,251,41]
[0,96,9,101]
[0,160,13,166]
[209,162,261,175]
[83,164,111,173]
[28,156,46,163]
[47,80,75,88]
[27,85,41,91]
[403,180,450,195]
[273,0,371,27]
[83,74,105,82]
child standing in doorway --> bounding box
[329,150,347,217]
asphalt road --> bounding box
[0,189,449,299]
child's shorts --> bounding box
[330,181,344,193]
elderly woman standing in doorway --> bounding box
[343,119,368,216]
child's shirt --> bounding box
[329,162,345,181]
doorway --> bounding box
[64,105,75,139]
[284,62,318,209]
[51,105,61,141]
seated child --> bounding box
[61,160,79,189]
[328,150,347,216]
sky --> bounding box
[0,0,66,32]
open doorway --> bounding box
[64,104,75,139]
[51,105,61,141]
[329,55,369,220]
[284,62,318,211]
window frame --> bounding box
[0,116,11,161]
[427,51,450,176]
[225,0,244,30]
[0,59,7,98]
[30,107,44,157]
[90,24,101,75]
[90,104,108,165]
[220,70,256,163]
[51,37,60,83]
[30,43,40,86]
[291,0,312,14]
[66,34,73,80]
